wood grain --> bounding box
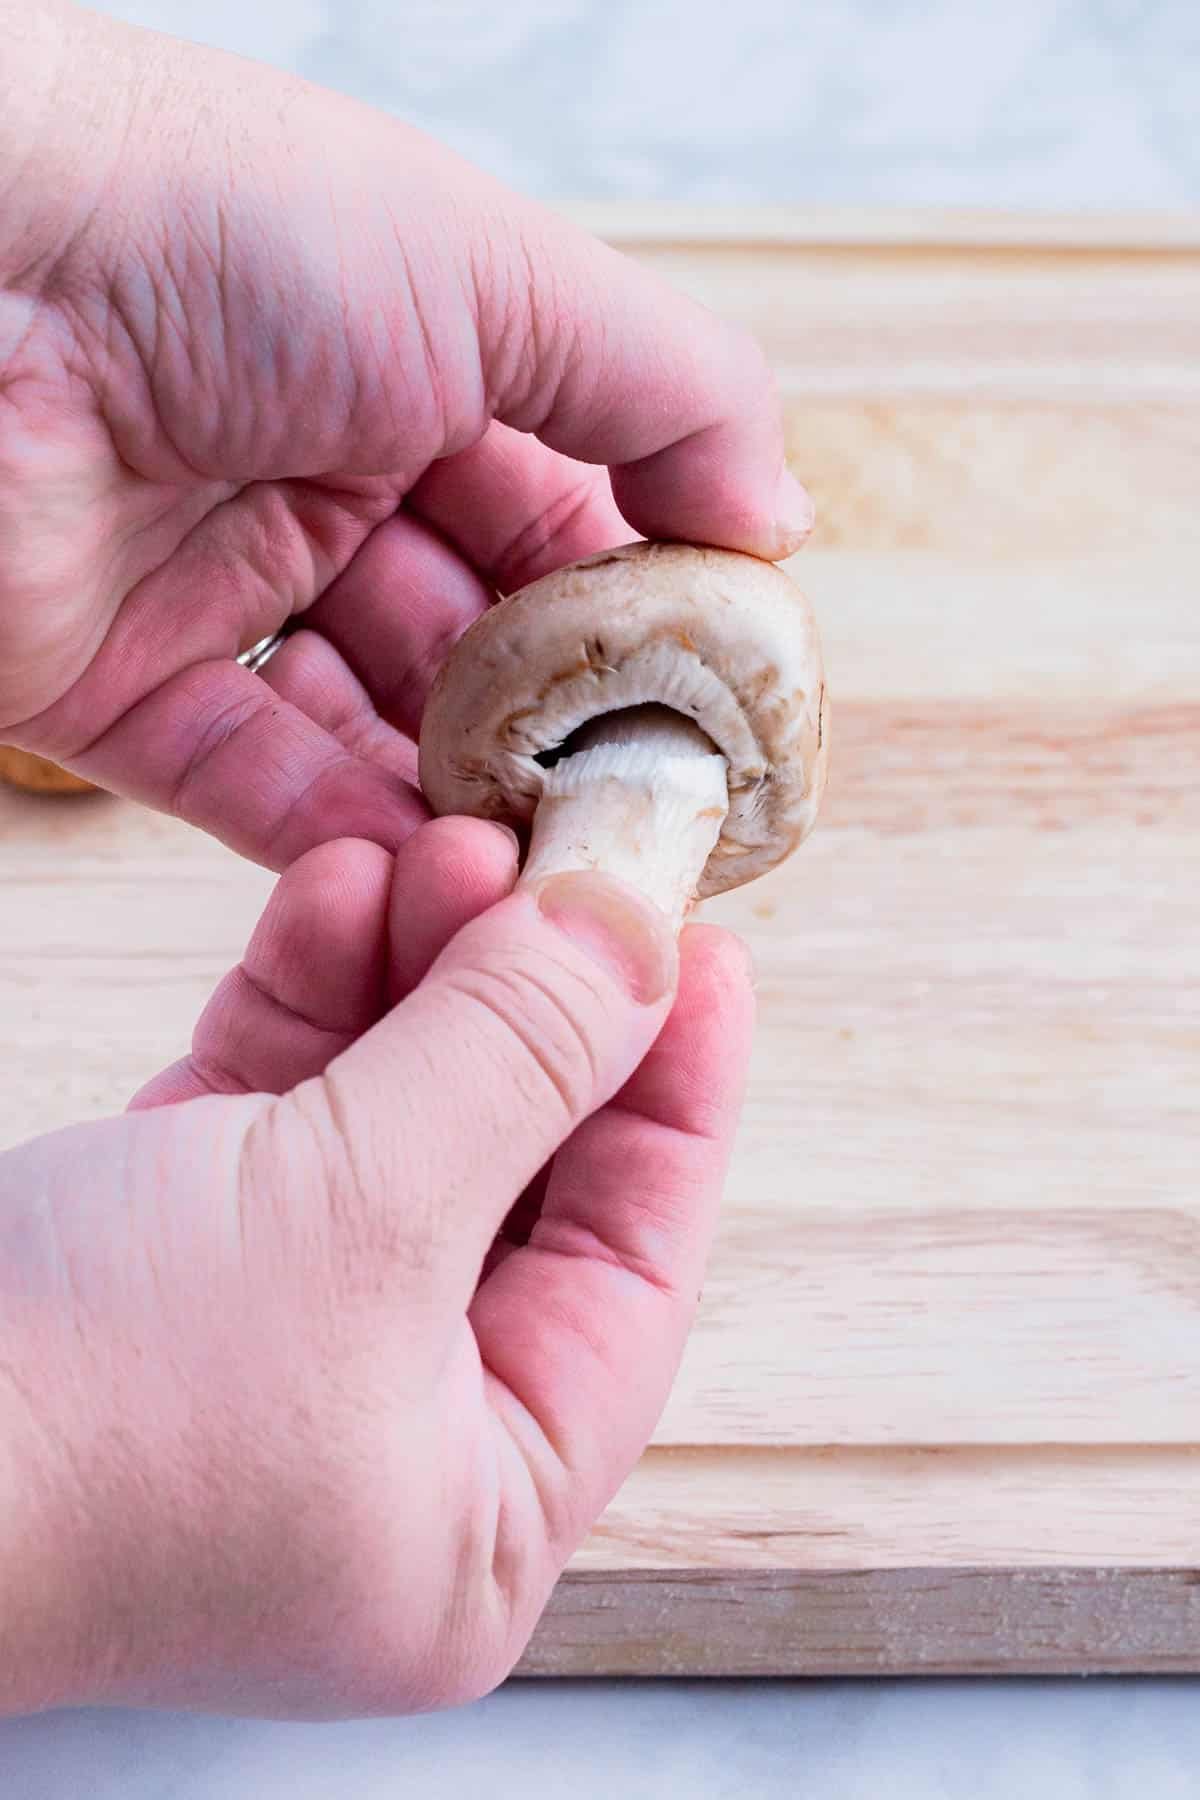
[596,217,1200,556]
[1,212,1198,1673]
[569,203,1200,250]
[521,1568,1200,1678]
[574,1448,1200,1570]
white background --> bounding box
[96,0,1200,209]
[6,2,1199,1794]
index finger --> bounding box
[473,205,813,560]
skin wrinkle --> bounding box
[490,472,608,597]
[150,203,231,473]
[441,972,579,1130]
[606,1091,727,1149]
[0,289,47,393]
[95,122,352,490]
[266,743,421,869]
[299,1072,440,1286]
[549,303,606,454]
[488,226,571,439]
[485,1365,576,1554]
[262,647,421,790]
[441,947,607,1127]
[405,616,473,727]
[529,1216,689,1304]
[0,354,169,735]
[271,633,385,748]
[69,159,196,458]
[162,682,268,822]
[476,1424,530,1648]
[334,697,419,776]
[233,1096,294,1291]
[23,469,387,751]
[142,196,286,482]
[60,270,229,529]
[233,957,366,1048]
[163,1053,254,1101]
[501,1261,617,1401]
[392,228,451,462]
[415,1392,514,1699]
[466,225,532,434]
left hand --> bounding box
[0,2,809,866]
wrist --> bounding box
[0,1330,86,1714]
[0,1128,122,1717]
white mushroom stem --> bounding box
[519,704,730,929]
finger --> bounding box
[260,629,420,787]
[303,512,495,742]
[386,815,519,1003]
[477,209,814,558]
[482,1164,552,1283]
[26,480,428,869]
[134,821,521,1109]
[130,839,394,1108]
[470,925,754,1549]
[71,658,429,870]
[300,872,680,1301]
[409,422,632,596]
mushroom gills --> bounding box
[521,704,730,928]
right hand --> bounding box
[0,821,754,1715]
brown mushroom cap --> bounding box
[419,541,828,899]
[0,747,98,796]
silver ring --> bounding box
[238,630,288,675]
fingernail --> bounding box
[774,467,815,552]
[536,872,676,1005]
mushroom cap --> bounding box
[0,746,98,796]
[418,540,828,899]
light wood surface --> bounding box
[2,211,1198,1675]
[568,203,1200,250]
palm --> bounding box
[0,15,794,870]
[1,226,611,864]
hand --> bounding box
[0,1,810,867]
[0,822,753,1715]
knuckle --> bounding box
[446,946,604,1129]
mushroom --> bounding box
[418,541,828,927]
[0,747,97,796]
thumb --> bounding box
[307,871,679,1297]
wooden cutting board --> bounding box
[2,208,1198,1676]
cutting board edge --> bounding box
[520,1565,1200,1678]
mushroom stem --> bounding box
[520,704,730,928]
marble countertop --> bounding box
[3,1678,1199,1797]
[8,4,1197,1792]
[99,0,1200,211]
